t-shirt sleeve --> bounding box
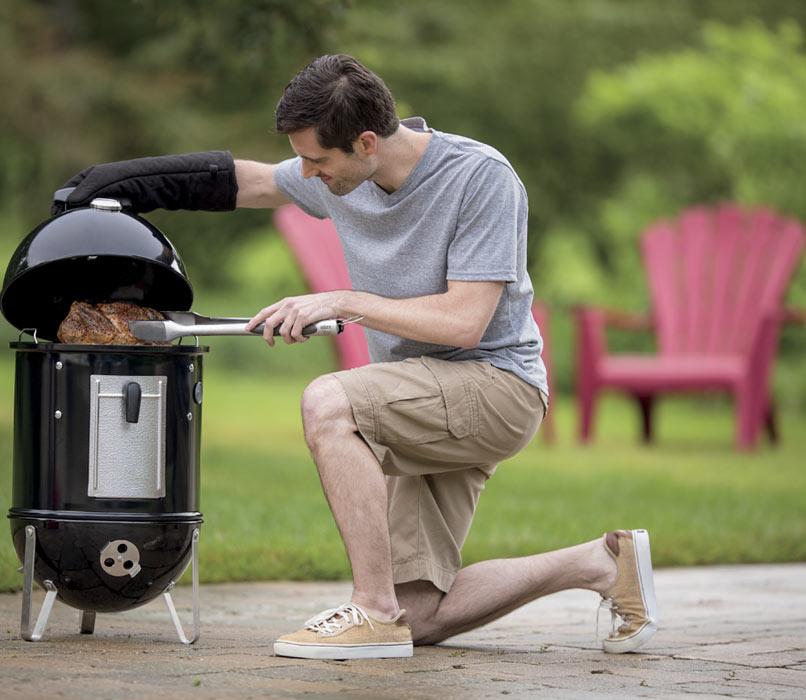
[273,157,331,219]
[446,159,526,283]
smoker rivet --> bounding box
[186,412,193,421]
[188,363,195,372]
[54,410,63,420]
[55,361,63,370]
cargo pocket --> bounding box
[375,357,480,445]
[420,356,480,440]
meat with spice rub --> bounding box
[57,301,169,345]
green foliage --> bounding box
[0,0,348,285]
[577,19,806,233]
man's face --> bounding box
[288,128,374,196]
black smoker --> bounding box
[1,196,206,643]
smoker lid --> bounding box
[1,199,194,341]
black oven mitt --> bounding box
[50,151,239,216]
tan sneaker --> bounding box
[599,529,658,653]
[273,603,413,660]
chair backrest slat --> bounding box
[643,221,687,354]
[641,203,804,357]
[679,207,714,353]
[708,205,745,353]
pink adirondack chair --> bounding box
[575,203,805,449]
[273,204,370,370]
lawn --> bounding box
[1,354,804,592]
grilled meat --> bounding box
[57,301,169,345]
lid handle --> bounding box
[52,187,77,204]
[90,198,123,212]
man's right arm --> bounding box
[234,160,291,209]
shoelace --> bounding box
[304,603,375,636]
[596,596,624,644]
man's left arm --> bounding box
[247,281,504,348]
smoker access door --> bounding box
[88,374,167,499]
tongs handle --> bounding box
[191,319,342,337]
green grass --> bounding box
[1,355,805,592]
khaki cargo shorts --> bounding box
[334,356,547,593]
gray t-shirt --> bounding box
[274,117,548,394]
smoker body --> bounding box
[8,342,206,613]
[1,196,207,642]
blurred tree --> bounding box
[577,19,806,218]
[0,0,348,285]
[337,0,806,303]
[3,0,805,308]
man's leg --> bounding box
[396,538,618,645]
[297,365,614,637]
[299,374,400,619]
[271,373,413,659]
[288,364,656,657]
[301,373,625,646]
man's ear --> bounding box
[355,131,378,156]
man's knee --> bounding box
[301,374,355,444]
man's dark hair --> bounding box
[275,54,399,153]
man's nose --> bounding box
[301,160,319,179]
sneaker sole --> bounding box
[603,529,659,654]
[274,640,413,660]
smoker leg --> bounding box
[79,610,96,634]
[20,526,59,642]
[163,528,200,645]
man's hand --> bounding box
[247,291,345,347]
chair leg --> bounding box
[637,395,654,443]
[579,387,596,443]
[736,387,759,450]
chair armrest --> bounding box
[573,306,655,391]
[598,308,654,332]
[572,305,653,354]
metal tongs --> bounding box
[129,311,364,343]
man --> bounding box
[57,54,658,660]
